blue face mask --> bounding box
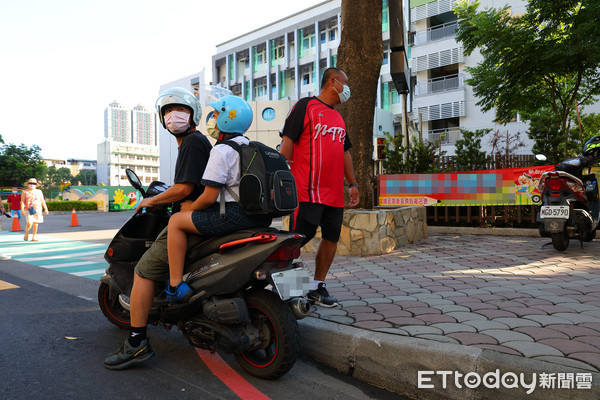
[334,79,351,103]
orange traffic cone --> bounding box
[70,208,80,227]
[11,215,22,231]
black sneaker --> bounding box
[104,338,155,370]
[307,283,338,308]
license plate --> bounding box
[271,267,310,300]
[540,206,570,219]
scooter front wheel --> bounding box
[234,290,299,379]
[551,231,570,251]
[98,282,131,330]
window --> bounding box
[329,27,337,41]
[303,73,311,85]
[262,107,276,121]
[320,31,326,44]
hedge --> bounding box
[3,201,98,212]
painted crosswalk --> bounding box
[0,232,108,280]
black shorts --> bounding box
[288,202,344,246]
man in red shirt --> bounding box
[7,187,21,220]
[280,67,359,307]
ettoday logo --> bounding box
[418,370,593,394]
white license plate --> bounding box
[271,267,311,300]
[540,206,570,219]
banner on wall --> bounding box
[379,165,555,207]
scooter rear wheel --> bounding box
[234,290,299,379]
[551,231,570,251]
[583,229,596,242]
[98,282,131,330]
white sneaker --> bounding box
[0,253,11,261]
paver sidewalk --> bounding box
[302,233,600,373]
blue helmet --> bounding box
[208,95,253,134]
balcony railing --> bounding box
[427,127,462,144]
[411,22,458,46]
[415,73,464,96]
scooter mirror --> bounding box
[125,168,145,197]
[535,154,547,161]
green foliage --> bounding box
[381,133,446,174]
[454,0,600,161]
[46,201,98,211]
[74,170,97,185]
[454,128,490,171]
[0,143,47,187]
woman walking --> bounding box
[21,178,48,241]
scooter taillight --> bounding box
[266,243,301,267]
[565,180,587,202]
[546,178,565,191]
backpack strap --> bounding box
[218,138,244,217]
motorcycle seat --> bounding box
[185,228,280,262]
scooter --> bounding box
[538,154,600,251]
[98,169,310,379]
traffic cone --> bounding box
[70,208,80,227]
[11,215,21,231]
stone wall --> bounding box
[284,207,427,256]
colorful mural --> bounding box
[62,186,141,211]
[379,165,555,207]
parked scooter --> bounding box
[538,135,600,251]
[99,169,310,379]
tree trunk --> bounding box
[337,0,384,209]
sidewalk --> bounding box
[297,231,600,400]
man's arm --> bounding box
[344,151,359,207]
[135,182,194,212]
[280,136,294,161]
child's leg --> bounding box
[167,211,198,286]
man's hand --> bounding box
[135,197,154,213]
[348,186,359,207]
[179,200,195,212]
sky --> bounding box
[0,0,324,160]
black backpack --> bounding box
[221,139,298,218]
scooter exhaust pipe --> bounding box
[286,297,310,320]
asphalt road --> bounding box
[0,211,407,400]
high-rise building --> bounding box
[104,101,131,143]
[132,104,158,146]
[98,101,160,186]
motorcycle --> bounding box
[537,154,600,251]
[99,169,310,379]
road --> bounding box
[0,211,407,400]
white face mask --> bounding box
[334,79,351,103]
[206,116,221,140]
[165,110,191,134]
[29,184,36,189]
[12,191,17,194]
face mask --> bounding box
[206,117,221,140]
[334,79,351,103]
[12,191,16,194]
[29,184,36,189]
[165,110,190,134]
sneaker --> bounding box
[104,338,154,370]
[307,283,338,308]
[166,281,193,303]
[0,253,11,261]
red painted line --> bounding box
[195,348,272,400]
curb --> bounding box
[428,226,540,237]
[299,317,600,400]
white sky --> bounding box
[0,0,324,160]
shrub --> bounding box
[46,201,98,211]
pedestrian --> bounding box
[0,194,11,232]
[104,87,212,370]
[279,67,360,308]
[166,96,272,302]
[7,187,22,222]
[21,178,49,242]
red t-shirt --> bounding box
[281,97,351,207]
[7,193,21,210]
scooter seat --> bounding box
[185,228,279,263]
